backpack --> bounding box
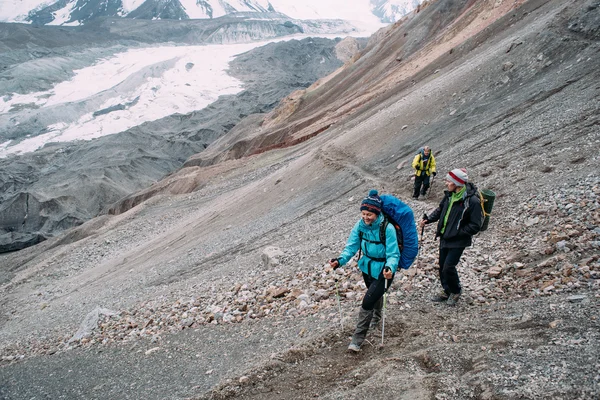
[416,148,432,170]
[358,195,419,270]
[478,189,495,231]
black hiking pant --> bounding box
[361,271,394,310]
[413,173,431,198]
[438,246,465,295]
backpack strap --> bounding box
[379,218,388,247]
[358,224,387,264]
[479,190,491,217]
[358,231,363,260]
[382,215,404,251]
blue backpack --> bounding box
[379,194,419,270]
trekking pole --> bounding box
[427,175,435,198]
[334,278,344,332]
[381,271,390,346]
[329,259,344,332]
[417,213,427,259]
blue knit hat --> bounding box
[360,189,382,215]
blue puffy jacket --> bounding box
[337,214,400,278]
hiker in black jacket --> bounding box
[419,168,483,306]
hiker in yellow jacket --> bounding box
[412,146,436,199]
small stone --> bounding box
[502,62,514,71]
[525,217,539,226]
[567,295,586,303]
[488,266,503,278]
[269,287,290,299]
[145,347,160,355]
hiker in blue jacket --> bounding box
[329,190,400,352]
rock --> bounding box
[313,289,329,301]
[262,246,285,267]
[525,217,539,226]
[502,62,514,71]
[335,37,360,63]
[515,268,531,277]
[70,307,117,343]
[506,40,523,52]
[556,240,569,251]
[268,287,290,299]
[567,295,586,303]
[542,285,555,292]
[488,266,503,278]
[144,347,160,355]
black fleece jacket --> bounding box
[426,182,484,248]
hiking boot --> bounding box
[431,290,449,302]
[347,343,361,353]
[447,293,461,306]
[348,307,373,352]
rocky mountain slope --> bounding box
[1,0,599,399]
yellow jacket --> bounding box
[412,151,436,176]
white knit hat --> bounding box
[446,168,468,186]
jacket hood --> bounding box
[465,182,479,197]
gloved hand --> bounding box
[383,267,393,280]
[432,172,437,176]
[329,258,340,270]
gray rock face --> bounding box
[0,132,203,252]
[28,0,127,25]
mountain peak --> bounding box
[1,0,421,26]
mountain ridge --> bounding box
[1,0,420,26]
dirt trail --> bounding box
[200,290,599,399]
